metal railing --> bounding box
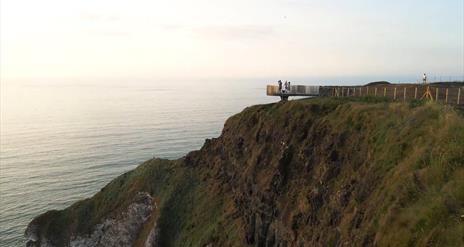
[266,85,320,96]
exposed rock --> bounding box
[26,192,156,247]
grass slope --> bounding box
[29,97,464,247]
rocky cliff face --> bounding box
[26,98,464,247]
[26,192,157,247]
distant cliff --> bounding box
[26,97,464,247]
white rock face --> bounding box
[26,192,158,247]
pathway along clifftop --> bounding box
[26,97,464,247]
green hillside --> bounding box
[27,97,464,247]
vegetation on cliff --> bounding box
[27,97,464,247]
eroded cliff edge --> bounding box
[26,98,464,247]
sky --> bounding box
[1,0,463,83]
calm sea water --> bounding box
[0,80,278,246]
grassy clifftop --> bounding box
[28,97,464,247]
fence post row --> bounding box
[269,85,462,106]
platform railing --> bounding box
[266,85,320,96]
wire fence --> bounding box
[321,84,463,105]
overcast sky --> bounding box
[1,0,463,82]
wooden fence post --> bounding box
[394,87,397,100]
[445,88,449,103]
[458,88,461,104]
[384,87,387,97]
[435,88,439,102]
[414,87,417,99]
[359,87,362,96]
[367,86,369,96]
[375,87,377,96]
[403,88,407,102]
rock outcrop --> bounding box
[26,192,158,247]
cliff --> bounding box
[26,97,464,247]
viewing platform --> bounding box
[266,85,321,100]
